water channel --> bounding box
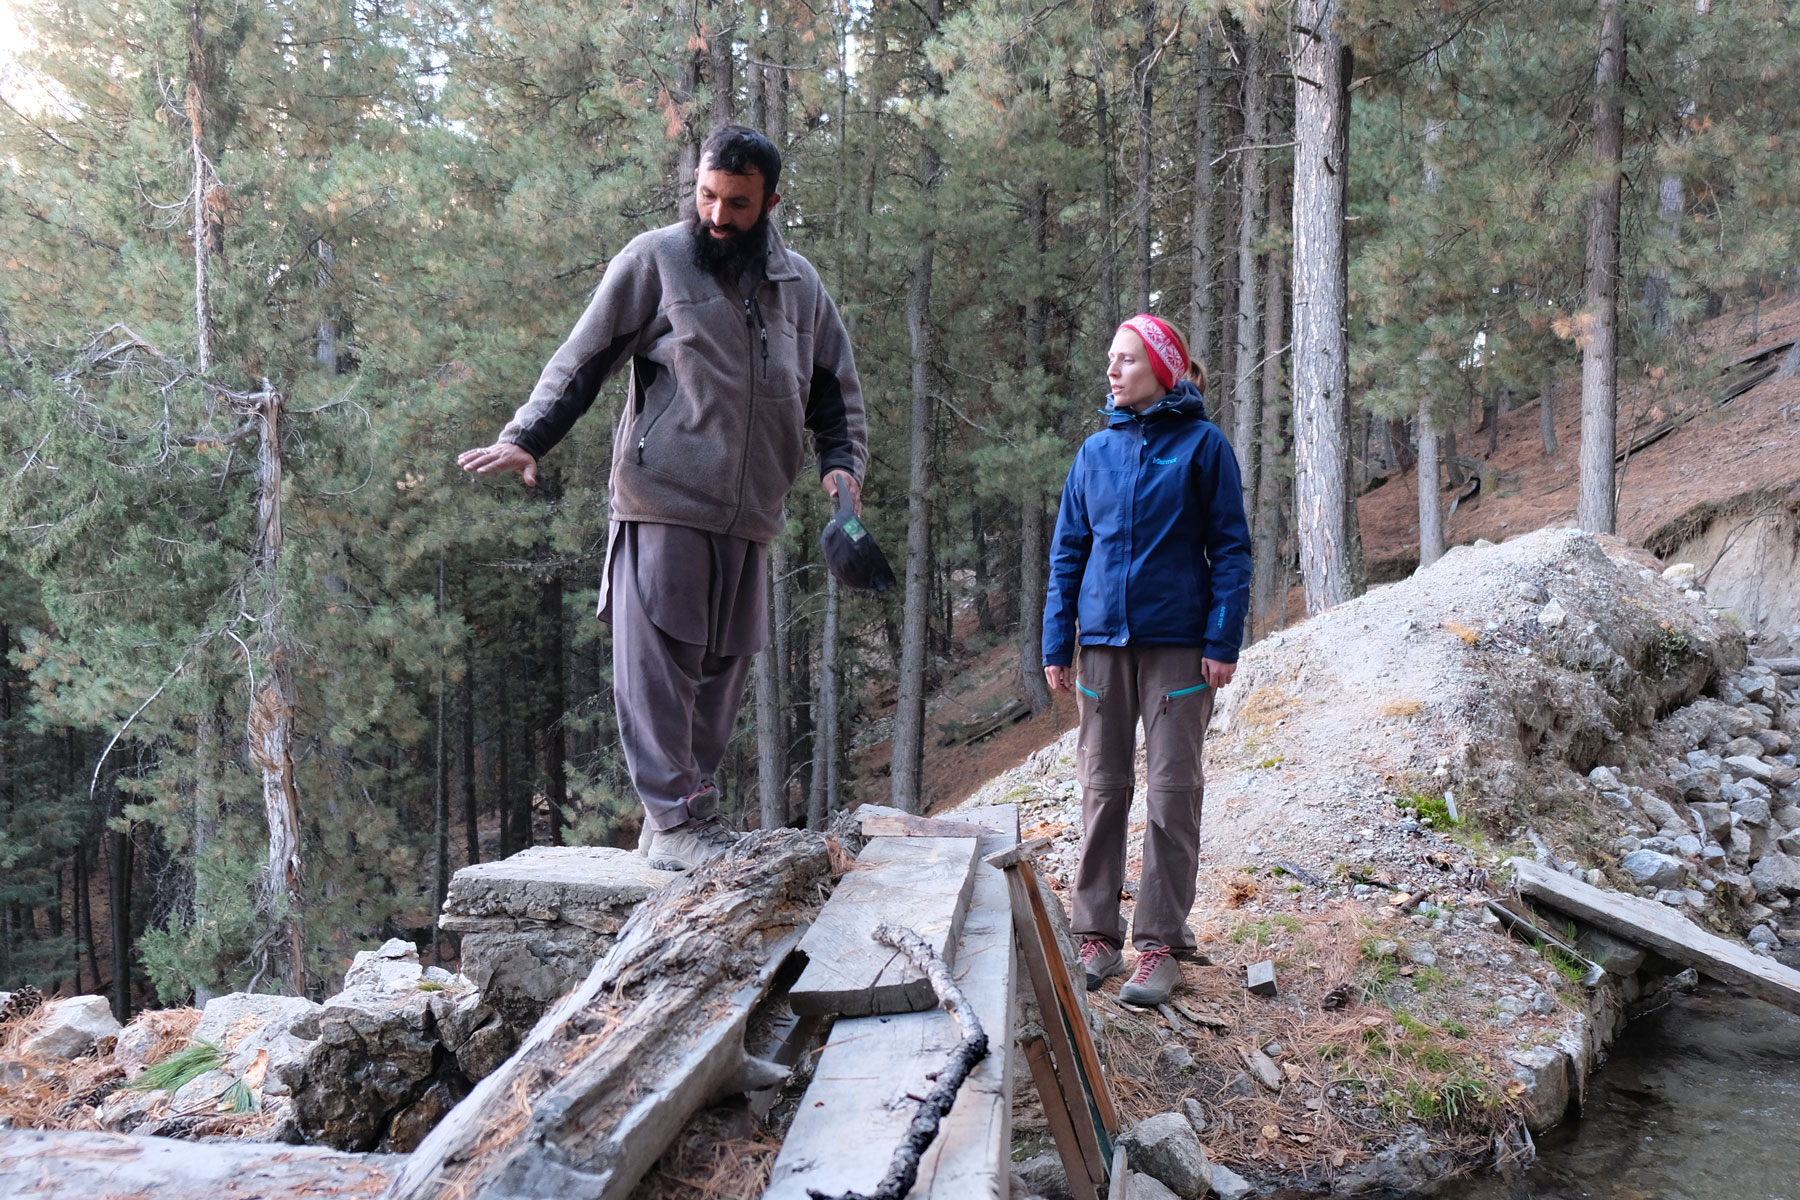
[1450,981,1800,1200]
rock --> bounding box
[1131,1175,1182,1200]
[1715,708,1759,742]
[1516,581,1549,602]
[1241,1046,1283,1092]
[193,992,324,1093]
[1637,795,1682,829]
[1675,770,1721,803]
[112,1015,173,1081]
[342,938,424,993]
[1727,754,1777,783]
[1655,889,1687,906]
[1181,1097,1208,1135]
[1403,941,1437,967]
[1332,1128,1452,1194]
[1674,834,1703,857]
[1156,1043,1195,1072]
[1748,925,1780,948]
[1662,562,1697,582]
[1771,764,1800,789]
[1509,1047,1572,1133]
[1724,738,1767,761]
[1246,960,1277,996]
[1733,797,1773,827]
[22,996,121,1061]
[1690,802,1732,838]
[1750,853,1800,898]
[1012,1154,1074,1200]
[1778,806,1800,831]
[1574,927,1646,975]
[1119,1112,1212,1199]
[1756,729,1793,755]
[1620,850,1685,889]
[1209,1163,1255,1200]
[441,846,678,1031]
[288,988,464,1152]
[1539,598,1567,629]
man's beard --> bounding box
[688,209,770,281]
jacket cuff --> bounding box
[817,450,861,481]
[1201,642,1239,664]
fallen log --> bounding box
[0,1128,398,1198]
[387,830,831,1200]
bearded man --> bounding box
[458,125,867,869]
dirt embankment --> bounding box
[960,528,1761,1195]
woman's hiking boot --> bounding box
[1080,938,1127,990]
[1119,945,1180,1006]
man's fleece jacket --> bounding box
[499,221,868,545]
[1042,381,1254,666]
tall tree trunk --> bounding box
[497,666,514,858]
[185,4,213,373]
[1018,182,1053,717]
[766,28,790,147]
[1417,404,1445,568]
[461,644,478,866]
[1133,0,1158,312]
[809,575,841,830]
[1578,0,1625,534]
[1290,0,1351,614]
[1231,35,1266,515]
[1189,29,1219,368]
[1093,51,1120,332]
[540,573,566,846]
[892,125,941,814]
[754,639,783,830]
[1251,170,1286,641]
[709,0,734,128]
[107,810,132,1022]
[434,555,449,948]
[677,0,703,183]
[243,386,305,996]
[1539,373,1559,456]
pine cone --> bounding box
[0,983,44,1026]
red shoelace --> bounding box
[1130,945,1171,982]
[1080,938,1114,961]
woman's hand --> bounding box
[1202,657,1236,689]
[1045,665,1073,693]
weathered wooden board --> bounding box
[388,831,829,1200]
[790,835,981,1017]
[765,804,1019,1200]
[859,805,992,839]
[1509,857,1800,1015]
[0,1129,398,1198]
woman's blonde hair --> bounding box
[1164,322,1207,395]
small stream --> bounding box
[1452,981,1800,1200]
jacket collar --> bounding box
[1103,379,1208,427]
[763,222,801,282]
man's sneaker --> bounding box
[1118,946,1180,1007]
[1079,938,1127,991]
[645,814,742,871]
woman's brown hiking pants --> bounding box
[1071,644,1216,954]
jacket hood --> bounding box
[1103,379,1208,426]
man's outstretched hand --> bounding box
[458,441,537,486]
[823,469,861,517]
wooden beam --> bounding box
[765,806,1019,1199]
[790,836,981,1017]
[1508,858,1800,1015]
[388,831,830,1200]
[1016,860,1121,1139]
[1021,1033,1101,1200]
[860,809,993,839]
[0,1129,396,1198]
[982,836,1054,872]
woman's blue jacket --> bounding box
[1042,381,1254,666]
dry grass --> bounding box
[1083,898,1528,1182]
[131,1007,203,1071]
[1237,686,1302,728]
[0,1005,124,1133]
[629,1105,781,1200]
[1377,699,1424,718]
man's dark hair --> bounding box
[699,125,782,198]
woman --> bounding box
[1042,314,1252,1006]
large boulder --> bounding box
[192,992,322,1096]
[1119,1111,1212,1199]
[439,846,676,1030]
[22,996,120,1061]
[1749,853,1800,898]
[1620,850,1685,890]
[1509,1046,1573,1133]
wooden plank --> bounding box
[1000,865,1109,1187]
[765,806,1019,1200]
[791,836,981,1017]
[1509,857,1800,1015]
[0,1129,397,1198]
[1021,1033,1101,1200]
[1111,1140,1133,1200]
[983,836,1055,871]
[861,810,993,839]
[1018,859,1120,1139]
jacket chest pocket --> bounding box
[760,314,802,399]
